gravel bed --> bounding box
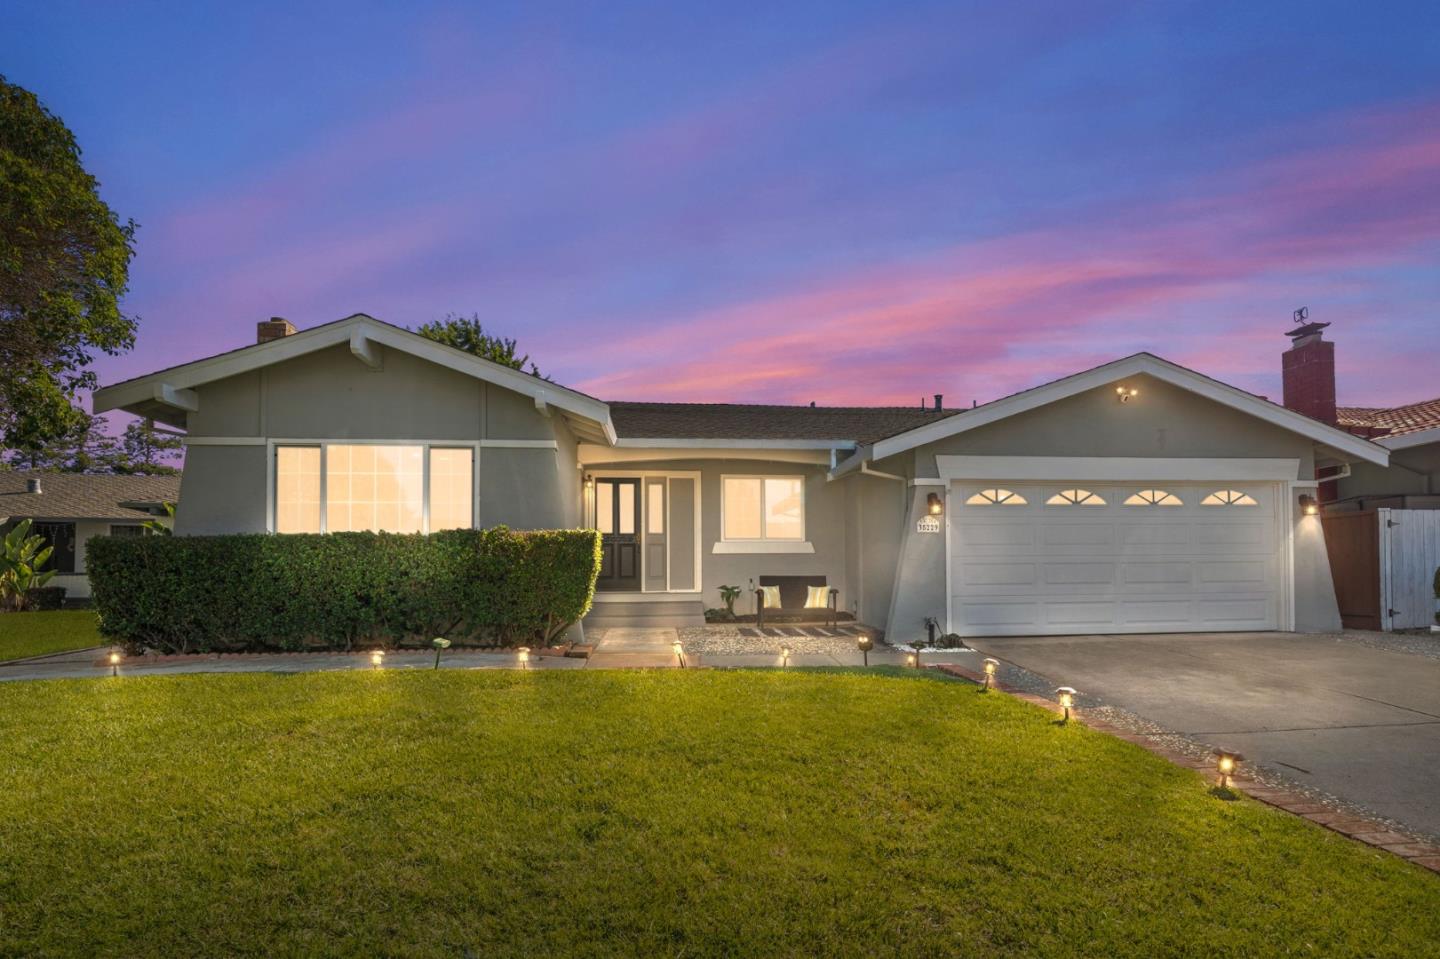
[1329,628,1440,660]
[981,656,1438,844]
[677,624,880,656]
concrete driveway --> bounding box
[968,632,1440,839]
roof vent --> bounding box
[934,394,943,411]
[26,477,42,494]
[257,317,297,344]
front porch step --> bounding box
[584,598,706,629]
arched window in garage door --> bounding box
[1123,489,1183,506]
[965,488,1027,506]
[1201,489,1258,506]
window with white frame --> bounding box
[274,444,473,534]
[722,475,804,541]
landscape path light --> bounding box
[906,650,918,669]
[432,637,451,670]
[982,658,999,691]
[517,646,531,670]
[108,650,121,677]
[1054,686,1077,723]
[1213,749,1244,790]
[370,649,385,670]
[857,634,872,667]
[781,645,791,669]
[673,640,687,668]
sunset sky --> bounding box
[7,1,1439,414]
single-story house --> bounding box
[0,471,179,601]
[93,313,1391,642]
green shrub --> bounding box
[86,527,601,654]
[22,586,67,611]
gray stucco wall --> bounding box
[174,343,579,535]
[880,375,1343,636]
[1337,443,1439,501]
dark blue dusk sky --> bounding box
[6,1,1439,411]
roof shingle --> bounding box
[1337,397,1440,437]
[606,401,962,445]
[0,472,180,521]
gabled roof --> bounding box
[834,353,1389,476]
[0,472,180,522]
[1338,397,1440,439]
[93,314,617,445]
[607,401,959,446]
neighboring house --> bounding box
[1279,320,1440,510]
[93,313,1390,642]
[0,472,179,601]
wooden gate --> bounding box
[1380,508,1440,630]
[1320,511,1381,630]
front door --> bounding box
[596,479,641,590]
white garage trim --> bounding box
[935,456,1301,482]
[943,478,1295,636]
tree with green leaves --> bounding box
[3,408,120,472]
[118,419,182,475]
[414,313,541,376]
[1,75,138,462]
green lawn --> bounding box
[0,609,103,662]
[0,670,1435,958]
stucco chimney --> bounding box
[1282,315,1336,425]
[26,477,42,494]
[257,317,296,344]
[933,394,943,411]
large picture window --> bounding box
[722,475,804,541]
[274,444,473,534]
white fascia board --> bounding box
[934,455,1302,482]
[94,314,617,443]
[579,444,832,466]
[1377,426,1440,451]
[153,383,199,412]
[868,353,1390,467]
[615,438,856,450]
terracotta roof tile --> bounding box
[607,401,962,445]
[1337,397,1440,437]
[0,472,180,522]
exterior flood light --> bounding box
[1115,385,1140,403]
[781,645,791,668]
[370,649,385,669]
[432,637,451,670]
[517,646,531,669]
[1054,686,1077,722]
[982,657,999,690]
[857,635,873,666]
[926,492,944,516]
[108,650,121,677]
[1299,493,1318,516]
[1213,749,1244,790]
[673,640,687,668]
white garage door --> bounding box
[949,481,1283,636]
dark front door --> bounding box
[596,479,641,590]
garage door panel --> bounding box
[951,480,1282,636]
[1043,563,1115,586]
[961,563,1037,586]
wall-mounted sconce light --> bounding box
[927,492,944,515]
[1298,493,1318,516]
[583,474,594,490]
[1115,385,1140,403]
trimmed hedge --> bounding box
[22,586,67,611]
[86,528,601,654]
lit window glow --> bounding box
[1045,489,1106,506]
[965,488,1027,506]
[327,444,423,533]
[275,444,474,534]
[1201,489,1258,506]
[722,476,804,541]
[275,446,321,533]
[428,448,474,531]
[1124,489,1183,506]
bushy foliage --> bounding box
[1,519,57,611]
[87,527,600,654]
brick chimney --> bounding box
[257,316,296,344]
[1282,315,1336,425]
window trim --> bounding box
[719,473,806,542]
[270,440,478,534]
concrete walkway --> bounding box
[0,627,908,682]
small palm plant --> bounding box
[1,519,57,612]
[718,585,742,618]
[142,502,176,536]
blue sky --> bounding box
[6,1,1439,409]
